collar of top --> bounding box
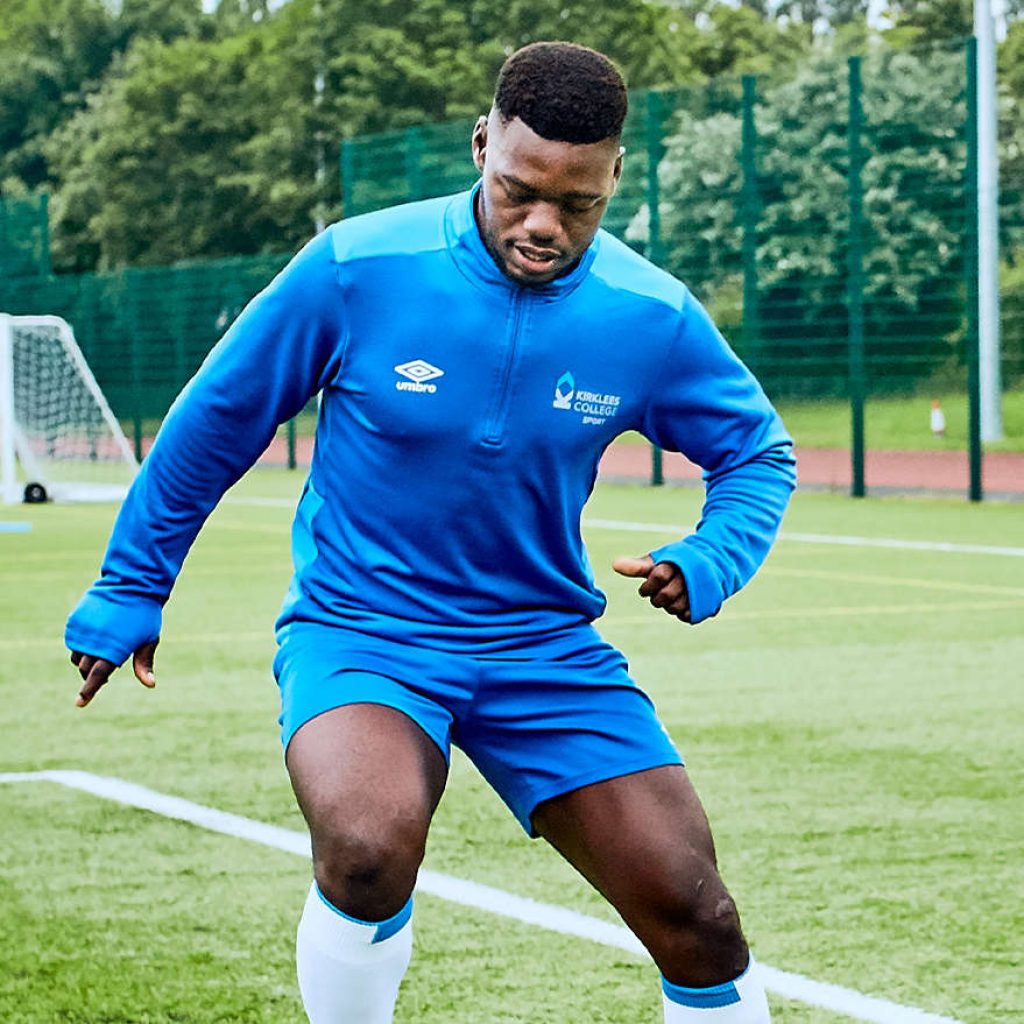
[444,182,599,300]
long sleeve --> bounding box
[65,229,347,665]
[640,290,797,624]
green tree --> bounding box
[687,5,812,79]
[641,45,973,396]
[0,0,118,190]
[48,31,292,268]
[116,0,206,46]
[37,0,819,269]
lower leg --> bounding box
[532,766,771,1022]
[639,864,771,1022]
[296,882,414,1024]
[661,956,770,1023]
[287,705,448,1024]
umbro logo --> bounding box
[394,359,444,394]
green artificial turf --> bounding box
[774,390,1024,453]
[2,472,1021,1022]
[613,390,1024,453]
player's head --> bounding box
[471,42,627,285]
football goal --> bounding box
[0,314,138,504]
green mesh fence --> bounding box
[2,40,1021,494]
[1002,71,1024,397]
[339,40,1024,497]
[342,44,990,406]
[0,253,294,461]
[0,193,50,278]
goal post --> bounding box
[0,316,17,505]
[0,314,138,504]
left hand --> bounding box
[71,639,158,708]
[612,555,692,622]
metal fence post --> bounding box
[172,271,187,394]
[965,38,983,502]
[741,75,761,366]
[406,126,424,202]
[645,91,664,268]
[847,56,867,499]
[40,192,51,276]
[646,90,666,486]
[287,417,297,470]
[128,275,144,463]
[340,139,355,218]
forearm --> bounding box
[64,391,287,663]
[650,442,796,623]
[65,229,345,663]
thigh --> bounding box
[460,627,682,834]
[287,704,448,919]
[287,702,449,842]
[274,623,461,759]
[275,624,456,831]
[275,625,459,916]
[532,763,717,906]
[533,765,748,984]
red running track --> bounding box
[234,436,1024,499]
[596,442,1024,498]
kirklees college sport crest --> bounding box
[552,371,622,426]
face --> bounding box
[471,111,622,286]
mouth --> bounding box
[510,243,563,276]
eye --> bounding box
[504,184,533,205]
[564,198,602,215]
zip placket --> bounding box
[481,288,527,447]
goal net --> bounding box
[1,314,138,503]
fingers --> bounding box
[646,569,686,608]
[74,655,117,708]
[666,593,692,623]
[638,561,677,599]
[628,561,693,623]
[133,639,158,689]
[71,637,159,708]
[612,555,655,578]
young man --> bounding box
[67,42,795,1024]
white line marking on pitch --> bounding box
[583,517,1024,558]
[222,499,1024,558]
[0,770,962,1024]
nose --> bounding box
[521,200,561,243]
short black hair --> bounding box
[494,42,627,145]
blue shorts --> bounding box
[273,622,682,835]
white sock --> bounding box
[296,881,413,1024]
[662,956,771,1022]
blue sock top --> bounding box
[315,882,413,944]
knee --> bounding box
[642,863,749,980]
[311,809,426,917]
[664,871,742,939]
[687,886,745,950]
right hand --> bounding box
[71,639,159,708]
[612,555,693,623]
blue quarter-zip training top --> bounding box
[65,187,797,663]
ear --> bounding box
[610,147,624,194]
[471,116,488,173]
